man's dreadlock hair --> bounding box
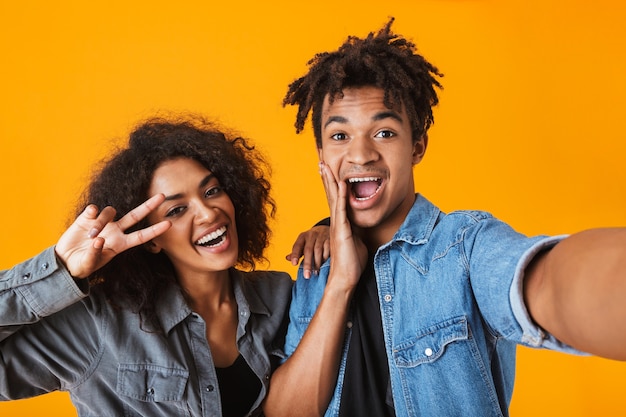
[283,17,443,147]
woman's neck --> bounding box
[178,268,240,367]
[178,268,234,312]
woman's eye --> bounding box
[165,206,185,217]
[375,130,395,139]
[330,132,348,141]
[205,186,222,198]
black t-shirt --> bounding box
[215,354,261,417]
[338,261,395,417]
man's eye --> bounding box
[205,186,222,198]
[375,130,395,139]
[330,132,348,141]
[165,206,185,217]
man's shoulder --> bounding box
[291,261,330,307]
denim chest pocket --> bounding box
[117,363,189,402]
[392,316,468,367]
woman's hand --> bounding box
[55,194,171,278]
[286,225,330,279]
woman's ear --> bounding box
[144,240,162,254]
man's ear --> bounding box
[317,146,323,162]
[144,240,162,254]
[412,134,428,165]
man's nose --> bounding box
[346,135,379,165]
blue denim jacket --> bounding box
[0,247,292,416]
[284,194,581,417]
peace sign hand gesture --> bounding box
[54,194,171,279]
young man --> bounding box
[265,19,626,417]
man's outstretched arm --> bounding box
[525,227,626,360]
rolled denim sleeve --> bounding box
[509,235,586,354]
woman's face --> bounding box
[146,157,239,278]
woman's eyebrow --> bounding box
[163,174,216,202]
[199,173,216,188]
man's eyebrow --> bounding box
[372,110,403,123]
[323,115,348,129]
[163,173,216,201]
[323,111,403,129]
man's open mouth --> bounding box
[348,177,382,201]
[195,226,227,247]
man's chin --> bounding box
[348,211,381,230]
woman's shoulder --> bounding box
[238,270,293,289]
[234,269,293,305]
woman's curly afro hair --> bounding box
[77,115,275,330]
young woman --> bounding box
[0,116,327,416]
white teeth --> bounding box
[196,226,227,245]
[347,177,382,201]
[348,177,381,183]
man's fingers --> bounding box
[335,180,348,226]
[319,161,339,210]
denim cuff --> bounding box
[509,235,586,354]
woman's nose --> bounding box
[193,201,218,224]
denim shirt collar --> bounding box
[385,194,441,248]
[155,268,271,334]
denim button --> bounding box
[346,321,353,329]
[41,262,49,270]
[147,387,155,395]
[383,294,392,302]
[22,273,31,280]
[424,348,433,357]
[206,385,215,392]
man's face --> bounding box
[318,86,426,247]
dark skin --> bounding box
[55,187,329,367]
[56,180,330,371]
[265,87,626,417]
[524,227,626,360]
[55,194,172,279]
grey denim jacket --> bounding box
[0,246,292,416]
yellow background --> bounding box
[1,0,626,415]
